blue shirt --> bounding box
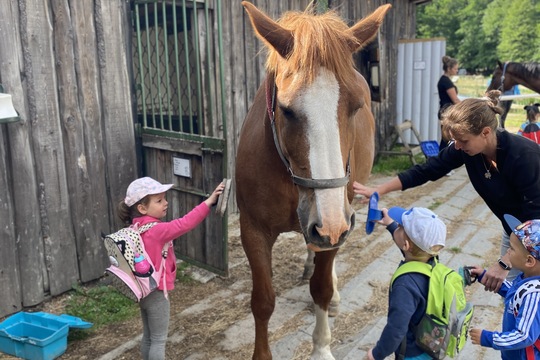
[372,261,430,359]
[480,273,540,359]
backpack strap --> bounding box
[390,260,434,287]
[135,221,172,300]
[526,339,540,360]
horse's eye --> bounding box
[279,105,294,118]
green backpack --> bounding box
[391,259,474,359]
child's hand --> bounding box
[469,328,483,345]
[205,182,225,207]
[378,208,394,227]
[468,266,485,277]
[365,348,375,360]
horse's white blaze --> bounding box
[311,304,335,360]
[300,68,349,241]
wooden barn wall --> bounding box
[0,0,419,318]
[0,0,137,317]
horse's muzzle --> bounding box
[303,211,356,251]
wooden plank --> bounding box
[25,0,79,296]
[142,133,203,155]
[0,0,44,312]
[96,0,138,230]
[53,0,109,282]
[0,126,21,316]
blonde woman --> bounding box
[354,90,540,293]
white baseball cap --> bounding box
[124,177,173,207]
[388,207,446,255]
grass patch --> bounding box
[372,148,426,175]
[65,284,139,340]
[176,261,195,284]
[455,75,538,133]
[448,246,462,254]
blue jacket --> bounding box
[480,273,540,359]
[372,261,430,360]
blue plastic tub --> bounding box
[0,312,92,360]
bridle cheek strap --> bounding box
[265,76,350,189]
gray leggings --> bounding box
[501,230,520,281]
[139,290,170,360]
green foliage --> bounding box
[456,0,498,72]
[417,0,466,57]
[65,284,139,340]
[417,0,540,72]
[176,261,195,284]
[498,0,539,61]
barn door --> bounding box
[131,0,228,276]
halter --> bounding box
[265,77,351,189]
[498,62,509,92]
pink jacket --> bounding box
[132,202,210,291]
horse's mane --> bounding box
[266,7,361,88]
[509,62,540,79]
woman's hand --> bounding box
[204,182,225,207]
[353,181,377,204]
[480,262,508,292]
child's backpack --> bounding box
[522,123,540,144]
[391,258,474,359]
[103,222,171,302]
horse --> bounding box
[487,61,540,128]
[235,2,391,359]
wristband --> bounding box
[386,221,399,236]
[498,258,511,271]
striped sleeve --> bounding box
[492,292,540,350]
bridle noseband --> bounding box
[265,77,351,189]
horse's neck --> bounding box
[510,65,540,94]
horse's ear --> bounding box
[242,1,294,59]
[497,60,503,68]
[346,4,392,52]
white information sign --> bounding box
[173,157,191,178]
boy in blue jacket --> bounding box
[469,215,540,360]
[367,207,446,360]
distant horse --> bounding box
[235,2,391,359]
[487,61,540,128]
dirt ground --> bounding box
[0,172,474,360]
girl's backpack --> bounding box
[103,222,171,302]
[522,123,540,145]
[391,259,474,359]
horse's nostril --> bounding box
[310,223,322,239]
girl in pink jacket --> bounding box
[118,177,224,360]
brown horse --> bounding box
[235,2,391,359]
[487,61,540,128]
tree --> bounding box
[417,0,540,72]
[497,0,539,62]
[416,0,466,58]
[456,0,497,72]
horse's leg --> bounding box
[304,249,340,317]
[328,260,340,317]
[303,248,315,280]
[500,100,512,128]
[309,249,339,360]
[241,222,276,360]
